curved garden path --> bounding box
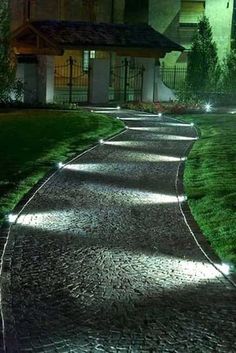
[1,109,236,353]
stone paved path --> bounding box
[1,109,236,353]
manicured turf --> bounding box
[182,114,236,267]
[0,109,124,224]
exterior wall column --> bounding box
[154,64,176,102]
[136,57,155,102]
[12,63,24,102]
[23,62,38,104]
[89,58,110,105]
[37,56,55,104]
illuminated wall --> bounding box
[205,0,233,61]
[124,0,149,24]
[10,0,125,31]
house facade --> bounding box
[147,0,234,67]
[11,0,185,104]
[124,0,235,90]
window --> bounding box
[180,1,205,25]
[83,50,96,71]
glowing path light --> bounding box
[64,152,184,171]
[117,117,157,121]
[93,107,119,110]
[8,210,230,286]
[92,110,121,114]
[107,134,198,141]
[136,114,162,117]
[216,263,231,275]
[7,214,18,224]
[57,162,64,169]
[204,103,212,112]
[156,122,194,127]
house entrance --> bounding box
[110,58,144,102]
[54,56,89,104]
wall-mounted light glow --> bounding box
[57,162,64,169]
[204,103,212,112]
[7,214,18,223]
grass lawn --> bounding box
[0,109,124,224]
[181,114,236,267]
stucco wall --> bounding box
[148,0,181,67]
[10,0,125,30]
[205,0,233,61]
[124,0,149,24]
[149,0,181,42]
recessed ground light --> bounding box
[158,113,162,117]
[99,139,104,144]
[205,103,212,112]
[117,106,121,110]
[57,162,64,169]
[217,262,231,275]
[8,214,17,223]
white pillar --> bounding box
[89,58,110,104]
[11,63,24,102]
[136,58,155,102]
[154,65,176,102]
[38,56,55,104]
[24,63,38,103]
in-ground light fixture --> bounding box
[99,139,104,144]
[57,162,64,169]
[204,103,212,112]
[158,113,163,117]
[217,262,231,275]
[7,214,18,224]
[117,106,121,110]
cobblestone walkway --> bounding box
[1,109,236,353]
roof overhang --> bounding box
[11,21,184,58]
[12,23,64,56]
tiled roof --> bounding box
[31,20,183,51]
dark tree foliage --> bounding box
[0,0,15,102]
[186,16,219,96]
[222,50,236,93]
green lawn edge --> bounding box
[181,114,236,268]
[0,109,124,225]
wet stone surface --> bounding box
[3,109,236,352]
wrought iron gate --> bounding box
[110,59,144,102]
[54,56,89,104]
[160,66,187,90]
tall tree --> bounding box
[0,0,15,102]
[221,50,236,93]
[186,16,218,96]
